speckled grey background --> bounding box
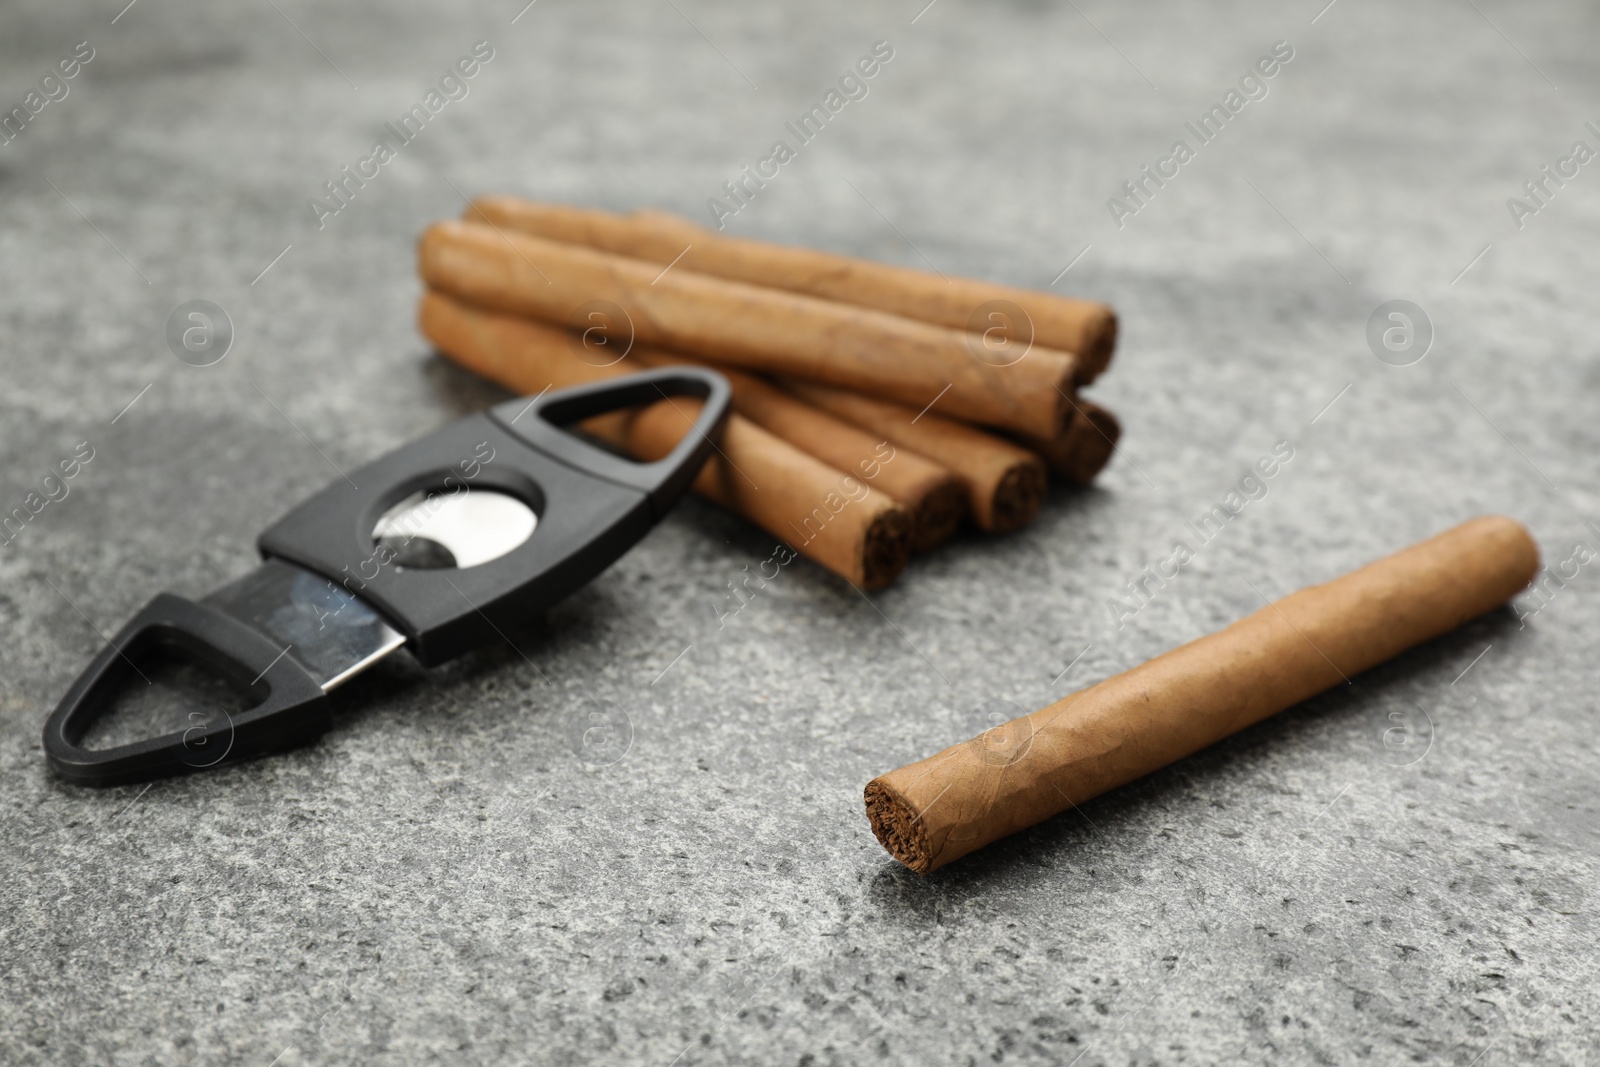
[3,1,1598,1064]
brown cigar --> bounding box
[467,196,1118,383]
[1024,398,1121,485]
[418,219,1076,439]
[624,398,911,588]
[419,290,911,588]
[627,349,966,553]
[419,285,631,392]
[864,516,1539,874]
[783,380,1048,534]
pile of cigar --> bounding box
[416,198,1120,589]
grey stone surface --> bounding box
[2,0,1598,1063]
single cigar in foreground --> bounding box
[419,290,912,588]
[467,196,1118,383]
[629,349,967,553]
[418,220,1077,439]
[1024,398,1121,486]
[784,379,1048,534]
[865,516,1539,874]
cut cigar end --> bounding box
[860,507,914,590]
[909,479,968,554]
[1077,311,1119,384]
[1063,407,1121,486]
[864,778,933,875]
[982,458,1049,534]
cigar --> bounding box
[784,379,1048,534]
[418,286,639,442]
[419,285,632,392]
[418,219,1076,439]
[1024,398,1121,485]
[864,516,1539,874]
[419,290,911,588]
[468,196,1118,383]
[625,397,911,588]
[628,349,966,553]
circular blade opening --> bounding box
[372,489,537,570]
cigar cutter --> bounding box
[43,367,731,786]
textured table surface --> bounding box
[3,1,1598,1064]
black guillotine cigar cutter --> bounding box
[42,368,731,786]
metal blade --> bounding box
[202,559,406,691]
